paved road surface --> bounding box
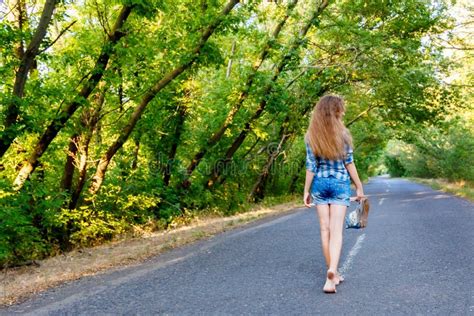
[3,176,474,315]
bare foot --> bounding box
[323,278,336,293]
[334,273,344,285]
[327,269,335,280]
[323,270,337,293]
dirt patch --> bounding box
[0,201,302,306]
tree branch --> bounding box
[38,20,77,54]
[346,103,382,127]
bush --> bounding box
[0,190,47,267]
[384,121,474,182]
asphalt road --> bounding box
[3,176,474,315]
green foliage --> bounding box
[54,206,128,247]
[0,193,47,267]
[384,153,407,177]
[384,119,474,182]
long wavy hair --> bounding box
[305,95,353,160]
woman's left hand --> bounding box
[304,191,312,207]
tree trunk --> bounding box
[68,131,93,210]
[248,134,288,202]
[289,158,305,194]
[164,104,187,186]
[61,134,79,192]
[131,139,140,171]
[88,0,240,196]
[12,5,134,191]
[17,0,26,58]
[205,0,329,188]
[69,82,107,210]
[179,0,298,189]
[226,41,236,78]
[0,0,59,157]
[95,119,102,146]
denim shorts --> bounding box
[310,176,351,207]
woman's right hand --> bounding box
[304,191,312,207]
[356,187,365,201]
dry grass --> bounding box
[0,200,301,306]
[409,178,474,201]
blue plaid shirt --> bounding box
[305,141,354,181]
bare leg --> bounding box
[315,204,330,269]
[328,204,347,278]
[316,204,336,293]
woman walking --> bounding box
[303,95,365,294]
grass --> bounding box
[409,178,474,201]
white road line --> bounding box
[379,198,385,206]
[385,180,391,192]
[339,233,366,275]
